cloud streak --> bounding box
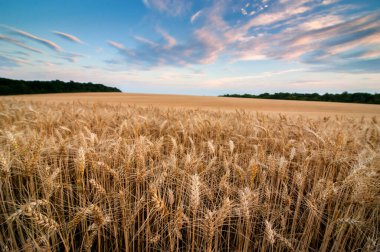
[1,25,62,52]
[190,10,202,23]
[53,31,84,44]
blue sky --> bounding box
[1,0,380,95]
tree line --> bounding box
[221,92,380,104]
[0,77,121,95]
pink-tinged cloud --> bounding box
[327,32,380,55]
[359,49,380,59]
[156,27,176,49]
[3,26,62,52]
[322,0,340,5]
[53,31,84,44]
[298,15,343,30]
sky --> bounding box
[0,0,380,95]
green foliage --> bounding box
[0,77,121,95]
[221,92,380,104]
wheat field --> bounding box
[7,93,380,116]
[0,98,379,251]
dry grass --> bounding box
[0,99,379,251]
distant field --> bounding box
[2,92,380,116]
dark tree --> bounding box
[0,77,121,95]
[220,92,380,104]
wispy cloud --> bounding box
[190,10,202,23]
[142,0,191,16]
[1,25,62,52]
[0,34,44,54]
[53,31,84,44]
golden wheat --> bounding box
[0,99,379,251]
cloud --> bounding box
[109,0,314,67]
[322,0,340,5]
[191,10,202,23]
[241,0,311,29]
[156,27,177,48]
[298,15,343,30]
[142,0,191,16]
[324,27,380,55]
[109,0,380,73]
[52,31,84,44]
[0,25,91,66]
[0,34,44,54]
[1,25,62,52]
[233,9,380,73]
